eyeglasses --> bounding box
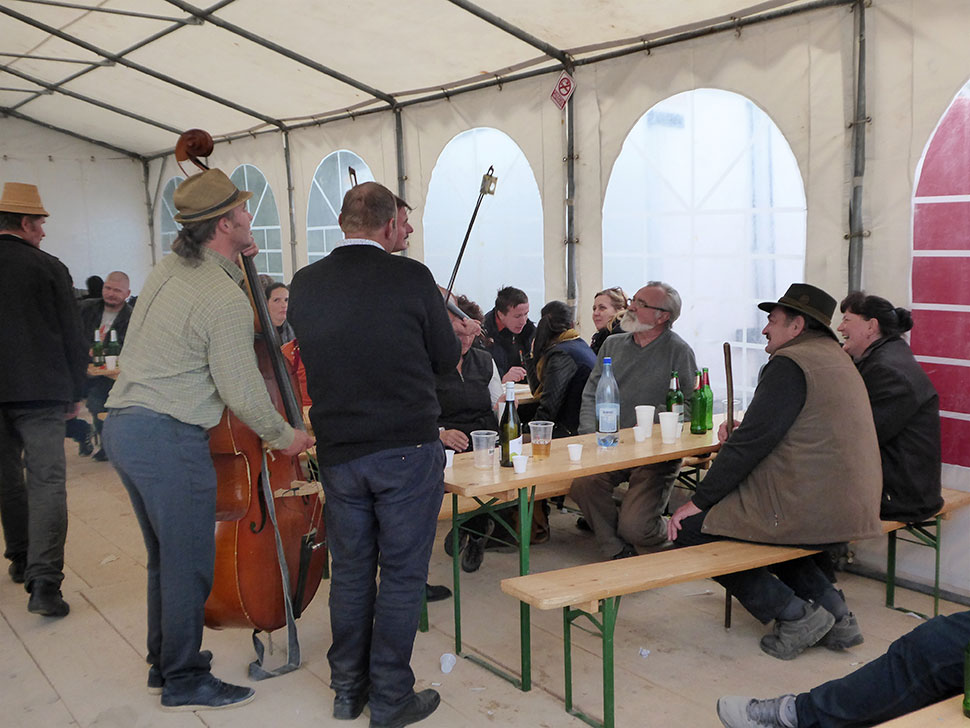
[630,298,668,313]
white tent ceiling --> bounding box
[0,0,834,158]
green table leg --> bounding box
[886,529,897,608]
[452,493,462,654]
[519,485,534,692]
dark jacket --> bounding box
[436,347,498,436]
[856,336,943,522]
[527,338,596,437]
[79,297,133,350]
[0,233,88,404]
[590,318,624,355]
[289,244,460,466]
[483,308,535,378]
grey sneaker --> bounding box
[818,612,864,650]
[716,694,797,728]
[760,603,835,660]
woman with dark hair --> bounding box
[837,292,943,521]
[527,300,596,438]
[265,282,295,344]
[589,286,628,354]
[84,275,103,300]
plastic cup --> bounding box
[633,425,647,442]
[567,443,583,462]
[635,405,655,432]
[440,652,457,673]
[471,430,497,470]
[512,454,528,473]
[444,449,454,469]
[528,420,554,460]
[659,412,680,444]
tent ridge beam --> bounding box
[13,0,200,23]
[1,107,143,159]
[161,0,397,106]
[0,3,286,130]
[446,0,573,70]
[0,51,111,65]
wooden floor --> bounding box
[1,442,963,728]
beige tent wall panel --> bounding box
[403,75,564,297]
[0,116,152,291]
[287,113,398,266]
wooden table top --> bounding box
[877,696,966,726]
[87,364,120,379]
[444,425,720,499]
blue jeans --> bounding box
[0,404,68,588]
[321,441,444,723]
[103,407,214,689]
[674,510,841,623]
[796,610,970,726]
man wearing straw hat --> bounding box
[668,283,882,661]
[102,168,314,712]
[0,182,88,619]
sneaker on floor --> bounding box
[370,688,440,728]
[148,650,213,694]
[8,559,26,584]
[78,431,94,457]
[27,580,69,618]
[92,448,109,462]
[611,545,638,560]
[425,583,452,603]
[461,536,486,572]
[716,694,797,728]
[576,516,593,532]
[760,604,835,660]
[817,612,864,650]
[161,675,254,711]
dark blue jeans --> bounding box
[0,404,68,588]
[103,407,214,689]
[674,510,841,623]
[321,441,444,724]
[796,610,969,726]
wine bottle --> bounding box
[499,381,522,467]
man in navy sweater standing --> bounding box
[290,182,473,728]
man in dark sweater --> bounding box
[289,182,475,728]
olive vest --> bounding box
[703,331,883,545]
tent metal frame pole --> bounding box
[394,108,409,257]
[143,159,158,266]
[282,131,300,275]
[13,0,195,23]
[565,94,578,310]
[0,107,141,158]
[847,0,868,293]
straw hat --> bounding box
[0,182,49,216]
[759,283,837,330]
[173,169,252,223]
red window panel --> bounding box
[940,417,970,468]
[911,258,970,305]
[913,201,970,250]
[910,310,970,361]
[921,362,970,415]
[915,97,970,197]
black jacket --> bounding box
[527,338,596,437]
[0,233,88,404]
[79,297,132,350]
[436,347,498,435]
[483,308,535,378]
[856,336,943,522]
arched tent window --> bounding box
[159,175,184,256]
[424,127,543,314]
[602,89,806,407]
[230,164,283,281]
[306,150,374,264]
[911,80,970,469]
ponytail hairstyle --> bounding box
[840,291,913,338]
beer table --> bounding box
[877,695,965,726]
[513,382,535,406]
[443,425,720,691]
[86,364,120,379]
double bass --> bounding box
[175,130,327,678]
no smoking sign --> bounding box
[550,70,575,110]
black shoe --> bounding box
[576,517,593,532]
[92,448,109,462]
[334,687,370,720]
[443,528,467,557]
[148,650,213,695]
[27,580,70,617]
[425,583,452,603]
[161,675,254,711]
[78,431,94,457]
[8,559,26,584]
[370,689,440,728]
[461,537,486,572]
[611,545,637,560]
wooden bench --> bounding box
[500,487,970,728]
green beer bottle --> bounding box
[702,367,714,431]
[690,371,707,435]
[665,371,684,424]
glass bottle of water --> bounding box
[596,357,620,447]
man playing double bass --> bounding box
[102,169,315,711]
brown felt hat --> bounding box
[0,182,49,216]
[173,169,251,223]
[758,283,837,329]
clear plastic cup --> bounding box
[528,420,554,459]
[440,652,457,673]
[444,449,454,469]
[471,430,497,469]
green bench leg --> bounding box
[563,596,620,728]
[884,515,943,618]
[419,590,429,633]
[886,529,897,609]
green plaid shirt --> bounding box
[106,248,293,450]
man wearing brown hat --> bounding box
[0,182,88,618]
[668,283,882,661]
[102,168,315,711]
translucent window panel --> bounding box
[603,89,806,408]
[306,150,374,262]
[424,127,543,314]
[230,164,283,280]
[159,176,184,256]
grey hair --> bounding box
[645,281,682,329]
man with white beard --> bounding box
[570,281,698,559]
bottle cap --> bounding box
[603,357,611,364]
